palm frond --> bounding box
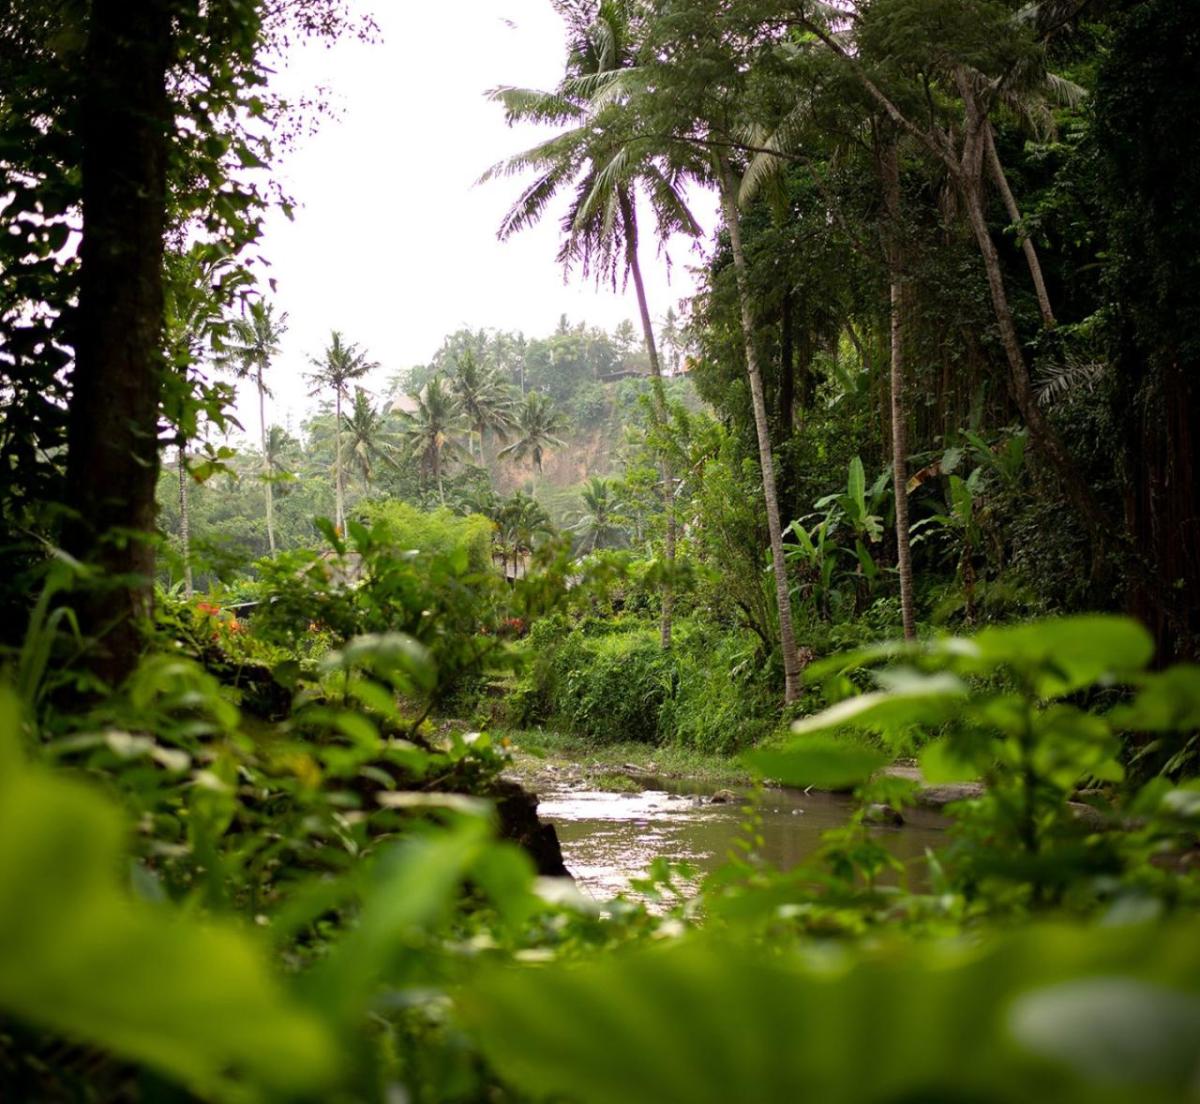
[1035,355,1107,407]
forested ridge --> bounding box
[1,0,1199,1101]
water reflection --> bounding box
[537,782,946,905]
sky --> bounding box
[236,0,716,438]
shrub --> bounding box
[356,500,493,573]
[519,617,782,751]
[660,627,779,754]
[541,626,674,744]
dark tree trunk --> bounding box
[65,0,173,684]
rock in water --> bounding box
[490,778,570,877]
[863,803,905,827]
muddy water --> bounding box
[537,779,946,904]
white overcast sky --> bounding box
[235,0,716,437]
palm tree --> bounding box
[714,151,807,701]
[450,350,517,464]
[484,0,698,646]
[217,300,288,554]
[342,387,400,494]
[571,476,628,552]
[395,375,468,504]
[305,331,378,533]
[163,246,238,597]
[495,491,554,577]
[498,392,568,489]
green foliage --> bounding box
[538,624,674,744]
[0,689,339,1099]
[467,922,1200,1104]
[523,618,779,752]
[357,500,493,574]
[764,616,1198,912]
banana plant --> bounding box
[814,457,890,601]
[784,514,840,620]
[787,458,892,620]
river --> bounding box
[537,778,946,904]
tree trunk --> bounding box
[259,365,275,555]
[956,87,1107,544]
[177,445,193,600]
[984,124,1056,330]
[881,142,917,641]
[65,0,173,684]
[619,188,674,650]
[779,288,795,437]
[717,156,804,703]
[334,389,345,532]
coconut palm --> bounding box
[450,350,517,464]
[394,375,468,504]
[494,490,554,577]
[341,387,400,494]
[571,476,628,552]
[216,300,288,553]
[498,392,568,487]
[305,331,378,533]
[483,0,699,647]
[163,247,243,596]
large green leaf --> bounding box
[789,670,969,738]
[967,616,1154,697]
[465,923,1200,1104]
[1107,665,1200,732]
[847,455,866,519]
[744,735,888,789]
[0,691,338,1098]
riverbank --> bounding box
[496,727,754,795]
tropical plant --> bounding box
[498,392,568,483]
[341,387,400,493]
[484,0,700,649]
[394,375,468,504]
[449,349,517,464]
[306,330,378,533]
[571,476,628,552]
[493,490,554,576]
[217,300,288,553]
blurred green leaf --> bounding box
[745,736,889,789]
[0,689,338,1098]
[1009,978,1200,1091]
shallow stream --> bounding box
[537,777,946,904]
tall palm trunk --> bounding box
[984,124,1055,330]
[257,364,275,555]
[881,141,916,640]
[334,389,345,533]
[717,156,803,703]
[177,444,193,599]
[618,188,675,650]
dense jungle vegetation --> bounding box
[1,0,1199,1101]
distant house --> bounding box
[390,392,420,416]
[596,367,649,383]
